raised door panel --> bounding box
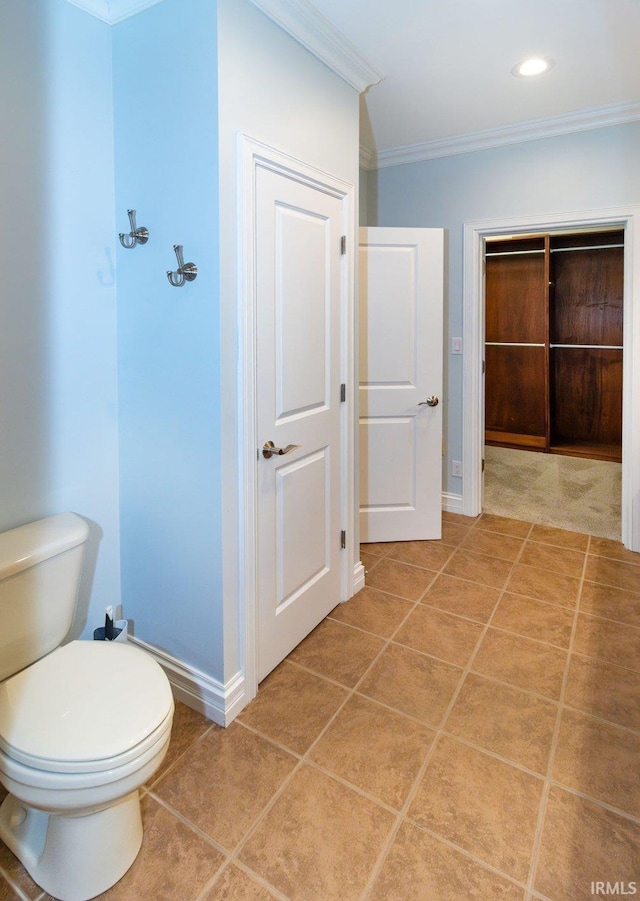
[359,417,415,509]
[276,207,328,420]
[359,245,416,388]
[276,449,330,606]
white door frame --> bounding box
[462,205,640,552]
[237,134,357,702]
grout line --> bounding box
[220,754,307,862]
[432,731,550,781]
[325,611,415,640]
[146,790,231,857]
[426,555,524,736]
[359,534,535,898]
[145,721,219,791]
[296,758,402,816]
[560,698,640,736]
[545,781,640,825]
[587,552,640,568]
[371,554,452,574]
[227,718,304,763]
[206,625,419,892]
[345,550,455,694]
[385,817,529,892]
[575,606,640,633]
[350,683,461,731]
[205,585,444,892]
[524,532,592,897]
[430,669,561,706]
[264,524,637,898]
[530,890,555,901]
[357,737,440,899]
[467,621,573,653]
[233,528,638,898]
[334,579,437,605]
[196,858,290,901]
[0,865,33,901]
[281,656,369,692]
[278,555,472,898]
[150,522,638,900]
[568,645,640,677]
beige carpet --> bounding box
[483,445,622,541]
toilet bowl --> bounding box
[0,514,175,901]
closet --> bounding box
[484,229,623,462]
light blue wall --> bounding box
[366,122,640,494]
[217,0,360,682]
[2,0,356,696]
[113,0,222,675]
[0,0,121,636]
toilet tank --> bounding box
[0,513,90,681]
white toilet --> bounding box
[0,513,174,901]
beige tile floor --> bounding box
[2,511,640,900]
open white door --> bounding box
[255,163,345,682]
[359,227,444,542]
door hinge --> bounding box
[340,235,347,255]
[482,458,485,473]
[340,383,346,402]
[340,530,346,549]
[482,359,486,374]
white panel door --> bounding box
[256,165,343,682]
[359,227,444,542]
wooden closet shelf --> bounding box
[549,442,622,463]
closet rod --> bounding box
[550,244,624,253]
[550,344,623,350]
[485,249,545,257]
[485,342,545,347]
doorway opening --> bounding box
[482,227,623,540]
[461,206,640,552]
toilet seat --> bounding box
[0,641,173,774]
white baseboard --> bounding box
[127,636,245,726]
[128,499,463,727]
[353,560,366,594]
[442,491,463,513]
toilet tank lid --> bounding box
[0,513,89,581]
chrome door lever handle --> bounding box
[418,396,439,407]
[262,441,301,459]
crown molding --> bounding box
[63,0,167,25]
[249,0,383,93]
[67,0,384,91]
[359,144,375,170]
[371,100,640,170]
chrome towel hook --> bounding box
[118,209,149,249]
[167,244,197,287]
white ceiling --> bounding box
[307,0,640,166]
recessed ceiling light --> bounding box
[512,57,554,78]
